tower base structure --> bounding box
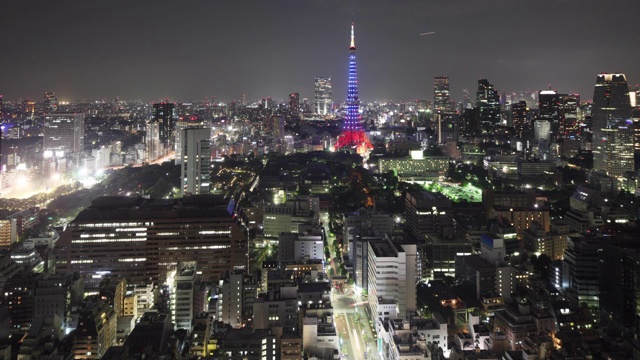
[335,130,373,155]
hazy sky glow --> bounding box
[2,0,639,103]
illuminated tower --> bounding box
[335,21,372,154]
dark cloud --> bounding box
[0,0,638,102]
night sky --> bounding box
[2,0,639,103]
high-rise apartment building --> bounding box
[477,79,501,131]
[174,117,205,165]
[314,77,332,115]
[152,101,178,149]
[43,112,85,165]
[592,73,634,177]
[56,195,248,289]
[145,121,162,161]
[180,127,211,196]
[434,76,451,112]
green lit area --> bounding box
[423,182,482,203]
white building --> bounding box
[145,121,163,161]
[172,262,196,331]
[217,270,256,328]
[218,271,244,328]
[302,305,338,359]
[378,314,449,360]
[130,282,155,317]
[180,127,211,196]
[278,232,323,262]
[368,238,417,321]
[175,119,206,165]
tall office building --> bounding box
[538,90,560,121]
[177,102,194,118]
[314,77,332,115]
[434,76,451,112]
[511,101,529,138]
[152,101,178,149]
[289,92,300,114]
[44,92,58,113]
[436,112,456,144]
[477,79,501,131]
[180,127,211,196]
[43,112,85,165]
[273,116,285,141]
[56,195,247,289]
[592,73,634,177]
[560,93,580,139]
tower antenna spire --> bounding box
[350,16,355,50]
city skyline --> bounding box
[1,0,639,102]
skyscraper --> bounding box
[43,113,85,165]
[289,92,300,114]
[592,73,634,177]
[511,101,529,138]
[335,21,372,154]
[538,89,561,139]
[560,93,580,139]
[477,79,501,131]
[174,116,205,165]
[180,127,211,196]
[44,92,58,113]
[433,76,451,112]
[152,101,178,150]
[314,77,332,115]
[145,121,162,161]
[538,90,560,120]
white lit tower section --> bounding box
[592,73,634,177]
[314,77,332,115]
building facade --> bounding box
[314,77,332,115]
[56,195,247,289]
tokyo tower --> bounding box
[335,21,373,154]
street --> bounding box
[332,289,381,360]
[322,211,380,360]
